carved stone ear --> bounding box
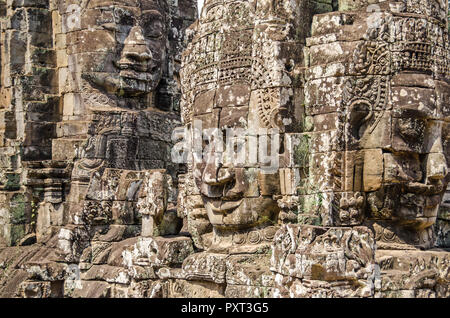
[348,100,372,141]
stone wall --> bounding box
[0,0,58,247]
[0,0,448,298]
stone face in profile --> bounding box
[270,0,450,298]
[349,11,449,249]
[301,1,449,249]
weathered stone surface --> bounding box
[375,249,450,298]
[0,0,199,298]
[71,280,111,298]
[168,279,225,298]
[299,0,450,251]
[182,252,227,284]
[271,224,377,298]
[227,255,272,283]
[179,0,313,257]
[107,236,194,268]
[0,0,448,299]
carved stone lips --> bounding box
[116,60,160,81]
[404,181,444,195]
[206,198,243,213]
[119,68,149,81]
[117,60,149,72]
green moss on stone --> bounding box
[10,193,26,224]
[10,224,25,246]
[5,173,20,190]
[293,134,310,168]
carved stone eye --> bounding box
[397,118,425,143]
[114,7,134,26]
[142,19,164,39]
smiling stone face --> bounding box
[68,0,167,100]
[182,1,282,249]
[351,13,449,249]
[179,0,308,252]
[55,0,194,240]
[303,3,449,249]
[359,73,449,246]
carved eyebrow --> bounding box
[396,103,436,118]
[141,10,164,19]
[88,0,139,8]
[90,5,138,14]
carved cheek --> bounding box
[383,153,423,184]
[392,117,426,153]
[426,152,448,181]
[443,122,450,167]
[363,149,383,192]
[193,90,216,115]
[141,16,165,58]
[424,120,444,154]
[147,39,165,63]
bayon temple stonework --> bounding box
[0,0,448,298]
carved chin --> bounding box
[370,184,444,230]
[83,72,161,96]
[385,192,441,230]
[395,203,439,230]
[204,197,278,230]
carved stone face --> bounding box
[343,13,450,247]
[70,0,167,97]
[302,10,449,249]
[191,85,280,232]
[180,0,303,237]
[360,76,449,232]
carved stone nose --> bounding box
[216,167,234,184]
[202,160,234,186]
[120,26,152,63]
[124,50,152,63]
[426,152,448,180]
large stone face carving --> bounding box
[0,0,196,294]
[179,0,312,253]
[0,0,195,247]
[349,7,448,249]
[300,0,450,250]
[53,0,190,241]
[269,0,450,298]
[64,0,168,107]
[0,0,448,299]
